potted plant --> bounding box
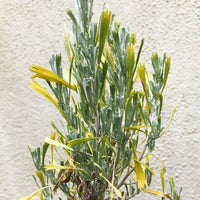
[22,0,181,199]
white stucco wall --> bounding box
[0,0,200,199]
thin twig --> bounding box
[139,136,150,160]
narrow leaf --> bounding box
[30,80,59,108]
[160,105,177,137]
[160,167,166,194]
[125,43,135,101]
[135,38,144,69]
[98,9,111,64]
[30,80,70,124]
[67,137,101,147]
[63,29,72,63]
[158,92,163,116]
[138,63,149,110]
[125,90,134,124]
[66,9,79,29]
[20,186,52,200]
[146,188,172,199]
[42,142,49,165]
[30,65,77,92]
[132,158,155,175]
[51,132,56,164]
[44,138,73,152]
[128,125,150,137]
[99,61,108,99]
[100,174,122,198]
[39,191,43,200]
[44,164,75,171]
[85,131,93,155]
[126,43,135,74]
[129,139,148,190]
[104,42,116,71]
[161,57,171,93]
[35,170,45,186]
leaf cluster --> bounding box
[22,1,181,200]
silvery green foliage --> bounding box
[26,0,181,199]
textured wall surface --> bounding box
[0,0,200,199]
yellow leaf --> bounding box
[125,90,134,122]
[127,43,135,73]
[125,44,136,102]
[129,33,137,45]
[138,137,147,147]
[132,67,140,86]
[63,26,75,63]
[44,138,73,152]
[67,137,100,147]
[38,191,43,200]
[160,167,166,193]
[98,8,111,63]
[51,132,56,164]
[20,186,52,200]
[130,175,137,182]
[146,188,172,199]
[161,56,171,93]
[85,131,93,155]
[104,42,116,71]
[148,154,166,168]
[138,63,149,110]
[44,164,75,171]
[160,105,177,137]
[30,80,69,123]
[145,154,150,165]
[30,65,77,92]
[100,174,122,198]
[130,161,135,168]
[35,170,45,186]
[128,125,150,136]
[133,33,137,45]
[21,197,40,200]
[30,80,58,108]
[132,158,155,175]
[129,139,148,190]
[68,158,76,169]
[147,153,167,194]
